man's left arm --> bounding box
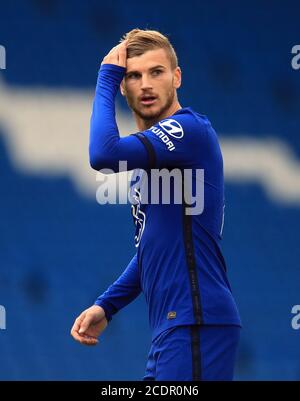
[90,41,150,172]
[89,63,151,172]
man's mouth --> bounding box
[140,95,157,105]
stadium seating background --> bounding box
[0,0,299,380]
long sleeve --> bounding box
[89,64,149,172]
[94,254,141,322]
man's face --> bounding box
[120,48,181,121]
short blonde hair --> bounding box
[120,28,178,70]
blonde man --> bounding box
[71,29,241,381]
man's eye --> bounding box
[152,70,162,76]
[127,73,139,79]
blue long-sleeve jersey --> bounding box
[93,64,241,341]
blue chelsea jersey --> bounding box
[91,64,241,340]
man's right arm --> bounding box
[94,253,141,322]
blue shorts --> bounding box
[143,325,240,381]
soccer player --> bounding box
[71,29,241,381]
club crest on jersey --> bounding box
[167,311,177,320]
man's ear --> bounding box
[173,67,182,89]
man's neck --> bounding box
[134,101,182,131]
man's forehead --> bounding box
[126,48,170,71]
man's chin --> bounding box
[136,105,162,121]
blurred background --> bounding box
[0,0,300,380]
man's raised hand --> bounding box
[101,40,128,68]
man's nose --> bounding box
[141,74,153,90]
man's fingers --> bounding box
[107,45,117,55]
[71,316,99,346]
[71,330,98,346]
[70,315,83,336]
[108,41,127,54]
[70,313,86,338]
[118,41,128,67]
[78,313,93,334]
[71,328,83,342]
[102,41,128,67]
[77,333,99,346]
